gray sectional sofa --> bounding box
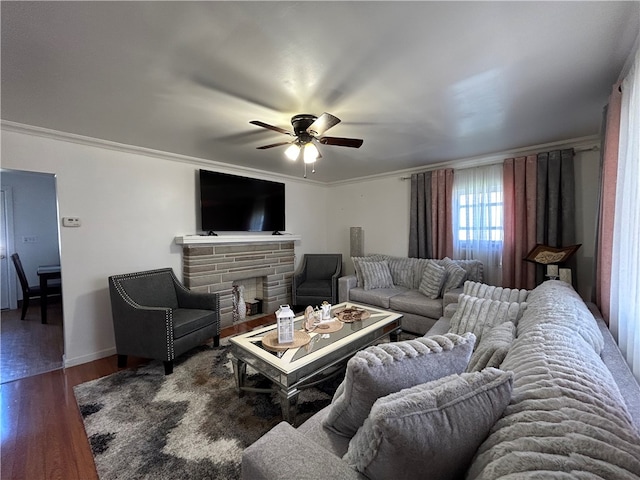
[242,280,640,480]
[338,254,484,335]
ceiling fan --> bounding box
[250,112,363,177]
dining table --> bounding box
[37,264,61,324]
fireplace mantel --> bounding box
[175,234,301,245]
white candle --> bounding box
[547,264,559,277]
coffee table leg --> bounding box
[390,327,402,342]
[278,388,300,425]
[231,358,247,398]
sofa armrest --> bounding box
[338,275,357,303]
[242,422,365,480]
[443,287,463,308]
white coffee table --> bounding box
[229,302,402,424]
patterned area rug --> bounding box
[73,341,342,480]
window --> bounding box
[452,164,503,285]
[456,189,503,244]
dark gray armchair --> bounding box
[292,254,342,307]
[108,268,220,375]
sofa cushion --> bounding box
[343,368,513,480]
[347,286,407,309]
[449,294,527,345]
[386,256,415,289]
[296,279,332,297]
[441,257,467,292]
[469,325,640,479]
[418,260,447,299]
[172,308,218,338]
[466,321,516,372]
[389,289,443,319]
[359,260,394,290]
[323,332,476,437]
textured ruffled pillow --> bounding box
[387,256,414,288]
[466,321,516,372]
[449,294,527,345]
[323,332,476,437]
[441,257,467,292]
[418,260,447,299]
[359,260,394,290]
[352,255,387,287]
[463,280,530,303]
[343,368,513,480]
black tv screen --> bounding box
[199,170,285,232]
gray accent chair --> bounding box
[108,268,220,375]
[292,254,342,307]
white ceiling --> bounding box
[2,1,638,182]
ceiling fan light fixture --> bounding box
[284,143,300,161]
[303,143,319,163]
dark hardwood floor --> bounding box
[0,307,274,480]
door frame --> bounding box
[1,186,18,309]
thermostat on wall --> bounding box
[62,217,82,227]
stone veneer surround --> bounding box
[181,241,295,327]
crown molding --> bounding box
[0,120,323,187]
[2,120,600,188]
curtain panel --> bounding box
[409,172,433,258]
[409,169,454,259]
[535,149,577,284]
[503,156,537,289]
[596,83,623,323]
[609,43,640,382]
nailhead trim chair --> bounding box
[108,268,220,375]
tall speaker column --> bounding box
[350,227,364,257]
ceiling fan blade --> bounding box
[256,141,293,150]
[250,120,293,136]
[318,136,364,148]
[306,112,341,136]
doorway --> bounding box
[0,169,63,383]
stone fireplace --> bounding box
[179,238,296,327]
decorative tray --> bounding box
[262,330,311,351]
[334,306,371,323]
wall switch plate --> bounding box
[62,217,81,227]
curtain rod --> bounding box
[399,145,600,180]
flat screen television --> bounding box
[199,170,285,233]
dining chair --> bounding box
[10,253,62,320]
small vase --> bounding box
[237,285,246,321]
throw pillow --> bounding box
[359,260,394,290]
[323,332,476,437]
[441,257,468,293]
[352,255,387,287]
[387,257,415,289]
[449,294,527,345]
[343,368,513,480]
[466,321,516,372]
[418,260,447,299]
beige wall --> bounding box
[1,128,329,367]
[1,125,601,367]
